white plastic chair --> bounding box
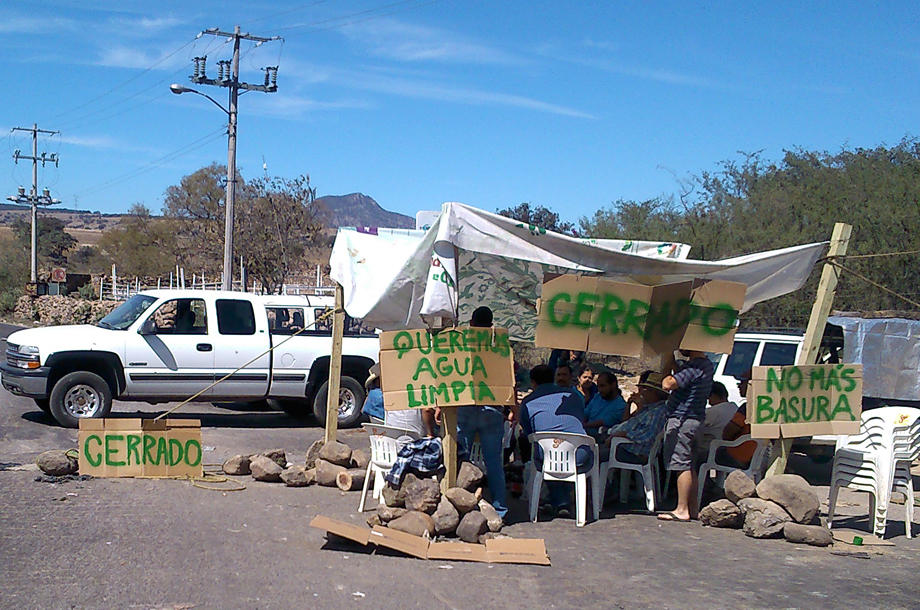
[599,430,665,513]
[827,407,920,538]
[696,435,770,508]
[527,432,600,527]
[357,423,420,512]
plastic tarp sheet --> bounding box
[828,316,920,401]
[330,202,827,340]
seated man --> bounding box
[694,381,739,462]
[554,362,584,402]
[520,364,593,518]
[716,373,756,468]
[605,371,670,465]
[583,372,627,442]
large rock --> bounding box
[433,497,460,535]
[382,485,406,508]
[699,499,743,528]
[388,511,435,538]
[783,522,834,547]
[377,506,408,523]
[318,441,353,467]
[456,511,488,543]
[350,449,369,470]
[315,459,347,486]
[304,440,325,469]
[478,500,503,532]
[456,461,484,492]
[738,498,792,538]
[444,487,478,514]
[257,449,287,469]
[222,455,251,476]
[724,470,756,504]
[250,455,283,482]
[36,450,78,476]
[280,465,312,487]
[404,477,441,514]
[756,474,820,524]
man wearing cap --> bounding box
[604,371,670,465]
[455,306,512,520]
[361,363,385,423]
[659,349,715,522]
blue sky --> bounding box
[2,1,919,225]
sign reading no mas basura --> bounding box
[535,274,746,357]
[379,327,516,411]
[78,418,203,478]
[749,364,863,438]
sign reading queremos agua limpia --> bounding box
[379,327,516,411]
[535,274,746,357]
[78,418,203,478]
[749,364,863,438]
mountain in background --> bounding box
[314,193,414,229]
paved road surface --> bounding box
[0,324,918,608]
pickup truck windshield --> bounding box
[97,295,158,330]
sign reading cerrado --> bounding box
[379,327,516,411]
[78,418,203,478]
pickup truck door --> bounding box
[124,297,215,398]
[266,306,311,398]
[209,298,271,399]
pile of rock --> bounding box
[699,471,833,546]
[222,441,369,492]
[13,295,118,326]
[367,461,504,544]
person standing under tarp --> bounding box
[455,306,511,521]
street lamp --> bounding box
[170,82,238,291]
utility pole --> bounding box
[183,26,280,291]
[7,124,60,283]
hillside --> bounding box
[314,193,414,229]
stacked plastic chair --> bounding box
[827,407,920,538]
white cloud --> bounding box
[57,133,160,154]
[340,17,526,65]
[0,15,76,33]
[248,94,372,119]
[95,44,189,70]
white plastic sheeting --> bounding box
[330,201,827,340]
[828,316,920,401]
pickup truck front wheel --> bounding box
[312,376,366,428]
[49,371,113,428]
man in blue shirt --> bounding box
[361,363,385,423]
[660,349,715,522]
[554,362,585,402]
[583,372,627,441]
[520,364,594,518]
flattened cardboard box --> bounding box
[78,418,203,478]
[379,326,517,411]
[748,364,862,439]
[310,516,550,565]
[535,274,746,358]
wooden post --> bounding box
[765,222,852,476]
[324,282,345,444]
[441,408,459,493]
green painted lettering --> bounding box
[595,293,625,334]
[168,438,184,466]
[126,434,141,466]
[800,396,815,421]
[432,332,450,354]
[156,436,168,464]
[184,440,202,466]
[412,357,436,381]
[416,331,433,355]
[840,366,857,392]
[84,434,103,467]
[393,331,413,358]
[104,434,125,467]
[572,291,598,328]
[450,380,466,401]
[545,292,572,327]
[808,367,825,392]
[407,383,424,408]
[447,331,464,353]
[774,398,788,423]
[699,303,737,336]
[765,368,783,392]
[143,434,157,464]
[477,381,496,402]
[435,356,453,376]
[621,299,649,338]
[755,395,774,424]
[785,366,803,391]
[470,355,487,378]
[431,383,450,404]
[453,356,469,376]
[824,366,841,391]
[786,396,800,422]
[830,394,856,421]
[815,395,832,421]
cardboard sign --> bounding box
[309,516,551,565]
[78,418,203,478]
[535,274,745,357]
[378,327,516,411]
[749,364,863,438]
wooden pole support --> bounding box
[764,222,852,477]
[441,408,459,493]
[324,283,345,444]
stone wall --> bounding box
[12,295,119,326]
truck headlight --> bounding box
[6,343,41,369]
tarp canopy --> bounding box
[330,202,827,341]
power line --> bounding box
[274,0,436,33]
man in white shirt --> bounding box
[694,381,738,463]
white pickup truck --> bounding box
[1,290,379,428]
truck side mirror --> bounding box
[138,318,156,335]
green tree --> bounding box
[11,216,77,265]
[161,163,231,274]
[97,203,179,277]
[237,175,324,294]
[497,202,579,236]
